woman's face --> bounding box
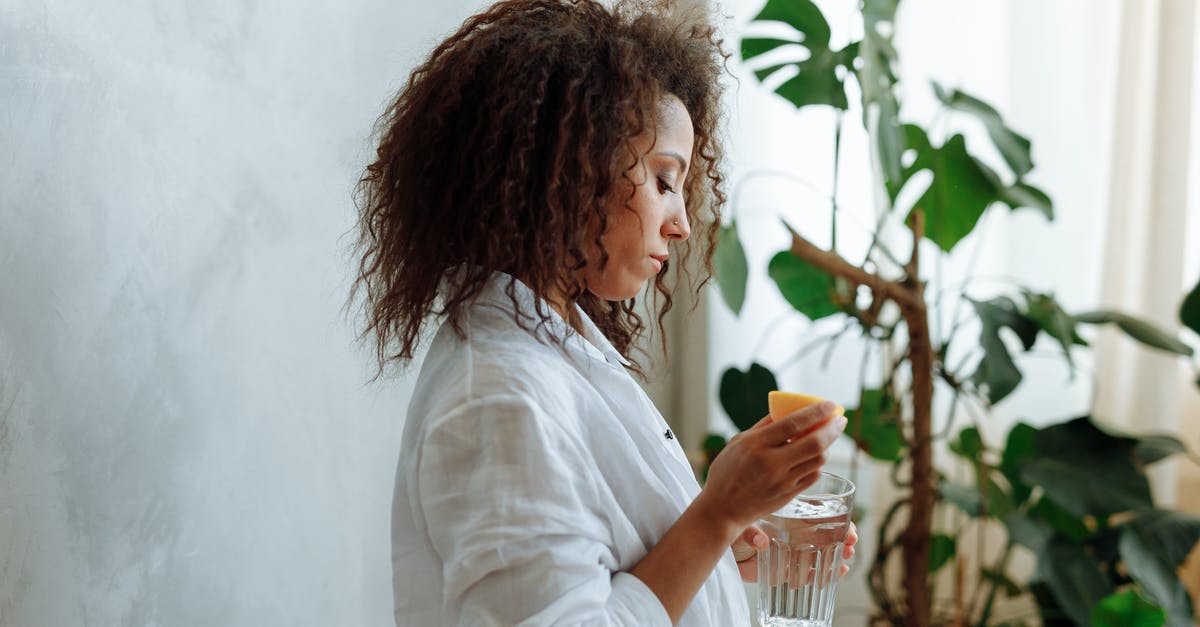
[582,95,695,302]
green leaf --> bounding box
[907,133,1003,252]
[1074,310,1194,357]
[947,477,1015,520]
[970,296,1038,404]
[753,63,788,82]
[744,0,850,110]
[1133,435,1188,466]
[1004,511,1053,551]
[933,82,1035,177]
[929,534,956,573]
[702,433,727,455]
[740,37,802,61]
[976,296,1040,350]
[984,476,1015,519]
[1091,589,1166,627]
[856,0,901,184]
[1022,291,1087,372]
[1036,536,1116,626]
[718,363,779,432]
[861,0,899,25]
[1020,417,1154,518]
[715,223,749,315]
[1119,510,1200,626]
[942,481,984,517]
[700,433,727,483]
[751,0,830,49]
[1001,422,1037,504]
[981,567,1024,598]
[1127,510,1200,571]
[1085,420,1191,467]
[1029,497,1090,543]
[843,388,905,461]
[950,426,984,460]
[886,123,935,201]
[775,66,849,110]
[768,250,840,321]
[1000,181,1054,220]
[1030,580,1077,627]
[1181,277,1200,336]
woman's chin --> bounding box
[589,279,646,302]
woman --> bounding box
[351,1,856,624]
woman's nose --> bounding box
[665,208,690,241]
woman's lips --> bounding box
[649,255,668,272]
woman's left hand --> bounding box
[731,522,859,583]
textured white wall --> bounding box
[0,1,486,625]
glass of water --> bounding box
[757,472,856,627]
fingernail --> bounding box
[819,400,836,414]
[836,416,848,431]
[754,535,768,550]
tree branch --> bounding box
[783,220,916,309]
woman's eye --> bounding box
[657,178,675,194]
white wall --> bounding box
[0,1,486,624]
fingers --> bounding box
[842,522,858,560]
[732,525,768,563]
[781,413,846,460]
[751,414,773,429]
[739,524,768,550]
[753,400,841,445]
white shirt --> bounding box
[391,271,748,626]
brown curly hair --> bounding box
[351,0,728,379]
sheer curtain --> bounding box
[1089,0,1200,593]
[1091,0,1200,508]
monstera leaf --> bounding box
[740,0,853,110]
[933,81,1034,178]
[970,296,1038,404]
[904,133,1003,252]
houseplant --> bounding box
[704,0,1200,624]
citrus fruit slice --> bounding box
[768,391,845,438]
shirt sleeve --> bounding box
[416,394,672,627]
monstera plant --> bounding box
[704,0,1200,625]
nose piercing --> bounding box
[673,219,679,226]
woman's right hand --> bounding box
[694,400,847,534]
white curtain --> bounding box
[1091,0,1200,509]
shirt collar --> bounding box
[468,270,633,368]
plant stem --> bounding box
[781,212,935,626]
[900,210,935,627]
[973,542,1014,626]
[832,112,843,252]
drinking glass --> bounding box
[757,472,856,627]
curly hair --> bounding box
[351,0,728,379]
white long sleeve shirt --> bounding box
[391,271,748,626]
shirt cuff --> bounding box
[610,572,672,626]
